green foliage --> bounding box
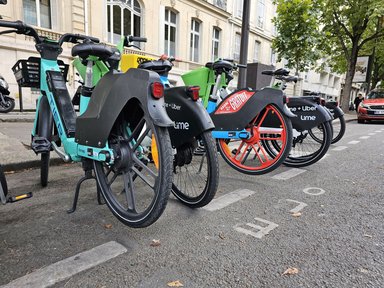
[272,0,322,72]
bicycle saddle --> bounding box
[72,43,116,61]
[261,68,290,76]
[138,59,173,74]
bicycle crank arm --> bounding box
[51,142,71,162]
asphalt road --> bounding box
[1,121,383,288]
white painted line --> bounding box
[2,241,127,288]
[318,153,330,162]
[303,187,325,196]
[359,136,370,139]
[234,217,279,239]
[375,130,382,133]
[286,199,308,213]
[203,189,256,211]
[332,146,348,151]
[348,140,360,145]
[368,133,376,136]
[272,168,306,180]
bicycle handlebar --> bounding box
[0,20,99,46]
[0,20,40,43]
[58,33,99,46]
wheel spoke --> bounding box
[131,166,155,188]
[108,171,119,186]
[132,154,157,178]
[132,126,151,151]
[126,117,146,143]
[122,171,137,212]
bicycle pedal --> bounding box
[31,136,51,154]
[7,192,33,203]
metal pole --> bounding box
[18,85,23,112]
[238,0,251,89]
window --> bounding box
[270,48,276,65]
[23,0,51,29]
[190,19,201,62]
[107,0,142,44]
[253,41,260,62]
[235,0,243,18]
[213,0,227,10]
[234,33,241,61]
[257,0,265,29]
[164,9,177,56]
[211,27,220,61]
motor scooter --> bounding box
[0,75,15,113]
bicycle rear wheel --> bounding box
[94,106,173,228]
[172,130,219,208]
[331,115,346,144]
[217,104,293,175]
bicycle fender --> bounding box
[326,104,344,119]
[75,69,173,147]
[164,86,214,148]
[288,97,332,131]
[210,87,286,131]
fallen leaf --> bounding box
[291,212,302,217]
[150,239,161,247]
[363,234,373,238]
[104,224,113,229]
[219,232,225,240]
[282,267,299,276]
[167,280,183,287]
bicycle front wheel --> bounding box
[217,104,293,175]
[94,108,173,228]
[172,130,219,208]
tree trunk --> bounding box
[341,44,359,112]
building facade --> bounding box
[0,0,342,109]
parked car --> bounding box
[357,88,384,123]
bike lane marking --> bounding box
[359,136,370,139]
[234,218,279,239]
[348,140,360,144]
[332,146,348,151]
[286,199,308,213]
[375,130,382,133]
[1,241,127,288]
[368,133,376,136]
[203,189,256,211]
[271,168,306,180]
[303,187,325,196]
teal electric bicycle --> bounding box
[1,20,174,228]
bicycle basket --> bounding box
[12,57,69,88]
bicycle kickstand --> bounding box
[67,159,104,213]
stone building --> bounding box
[0,0,341,109]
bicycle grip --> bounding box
[128,36,147,43]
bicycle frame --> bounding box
[32,52,113,163]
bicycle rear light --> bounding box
[187,86,200,101]
[151,82,164,99]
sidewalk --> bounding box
[0,111,358,172]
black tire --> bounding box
[172,131,219,208]
[40,152,50,187]
[0,97,15,113]
[94,108,173,228]
[37,96,53,187]
[0,165,8,199]
[217,104,293,175]
[357,118,364,124]
[283,121,332,167]
[331,115,346,144]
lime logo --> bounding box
[174,122,190,130]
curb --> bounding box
[3,157,65,172]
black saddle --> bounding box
[138,59,173,75]
[72,43,119,61]
[261,68,290,76]
[206,60,233,73]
